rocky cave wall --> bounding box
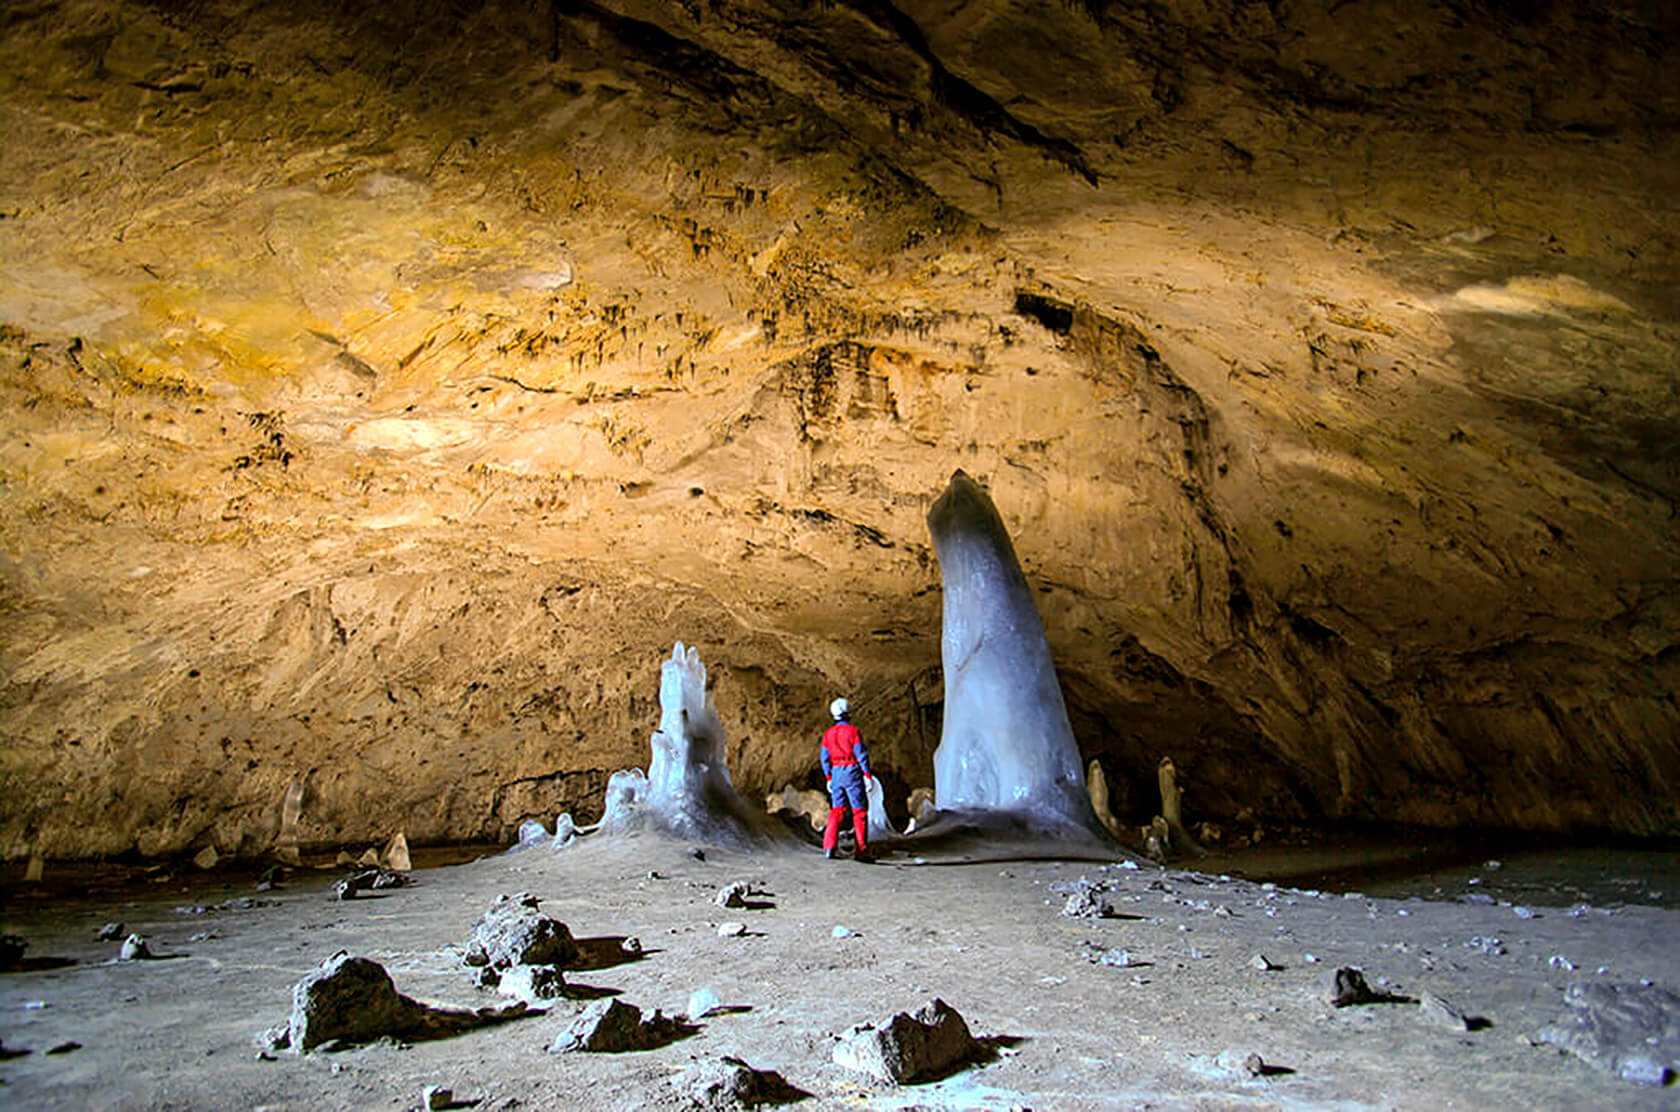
[0,0,1676,859]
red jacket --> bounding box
[820,722,871,778]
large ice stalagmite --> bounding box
[597,642,779,845]
[927,471,1107,838]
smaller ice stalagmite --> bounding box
[927,470,1107,840]
[596,642,779,846]
[865,776,898,843]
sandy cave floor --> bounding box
[1,835,1678,1111]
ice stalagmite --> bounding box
[597,642,780,846]
[864,776,898,844]
[927,471,1107,838]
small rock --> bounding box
[282,953,527,1053]
[342,867,409,892]
[1094,948,1134,968]
[1617,1057,1674,1087]
[45,1041,82,1055]
[289,954,426,1052]
[356,848,381,868]
[193,846,220,870]
[1062,886,1113,919]
[831,925,853,939]
[120,934,154,961]
[620,937,643,956]
[96,922,126,941]
[715,882,751,909]
[463,893,577,969]
[676,1055,798,1107]
[1249,954,1278,972]
[257,864,285,889]
[717,921,747,938]
[546,997,678,1054]
[1550,955,1577,972]
[1419,990,1473,1031]
[254,1023,291,1053]
[1242,1052,1266,1076]
[515,819,550,847]
[1325,967,1380,1008]
[690,847,707,861]
[383,831,412,872]
[833,998,979,1085]
[422,1084,453,1110]
[1512,905,1535,920]
[0,934,28,968]
[687,987,720,1020]
[496,964,567,1002]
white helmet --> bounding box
[829,697,849,720]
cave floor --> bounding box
[2,835,1676,1110]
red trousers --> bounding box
[823,806,867,853]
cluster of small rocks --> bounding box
[1043,857,1680,1092]
[233,868,992,1110]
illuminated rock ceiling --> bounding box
[1,0,1675,857]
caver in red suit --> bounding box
[819,697,873,859]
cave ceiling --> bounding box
[0,0,1676,858]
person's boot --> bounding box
[823,806,846,858]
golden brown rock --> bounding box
[0,0,1675,858]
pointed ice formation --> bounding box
[926,471,1106,839]
[597,642,780,845]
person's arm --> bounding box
[820,743,833,781]
[854,735,872,780]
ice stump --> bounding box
[595,642,782,846]
[865,776,898,843]
[925,471,1109,841]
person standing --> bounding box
[820,697,874,861]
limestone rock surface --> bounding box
[0,0,1676,857]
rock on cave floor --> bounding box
[1,835,1677,1109]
